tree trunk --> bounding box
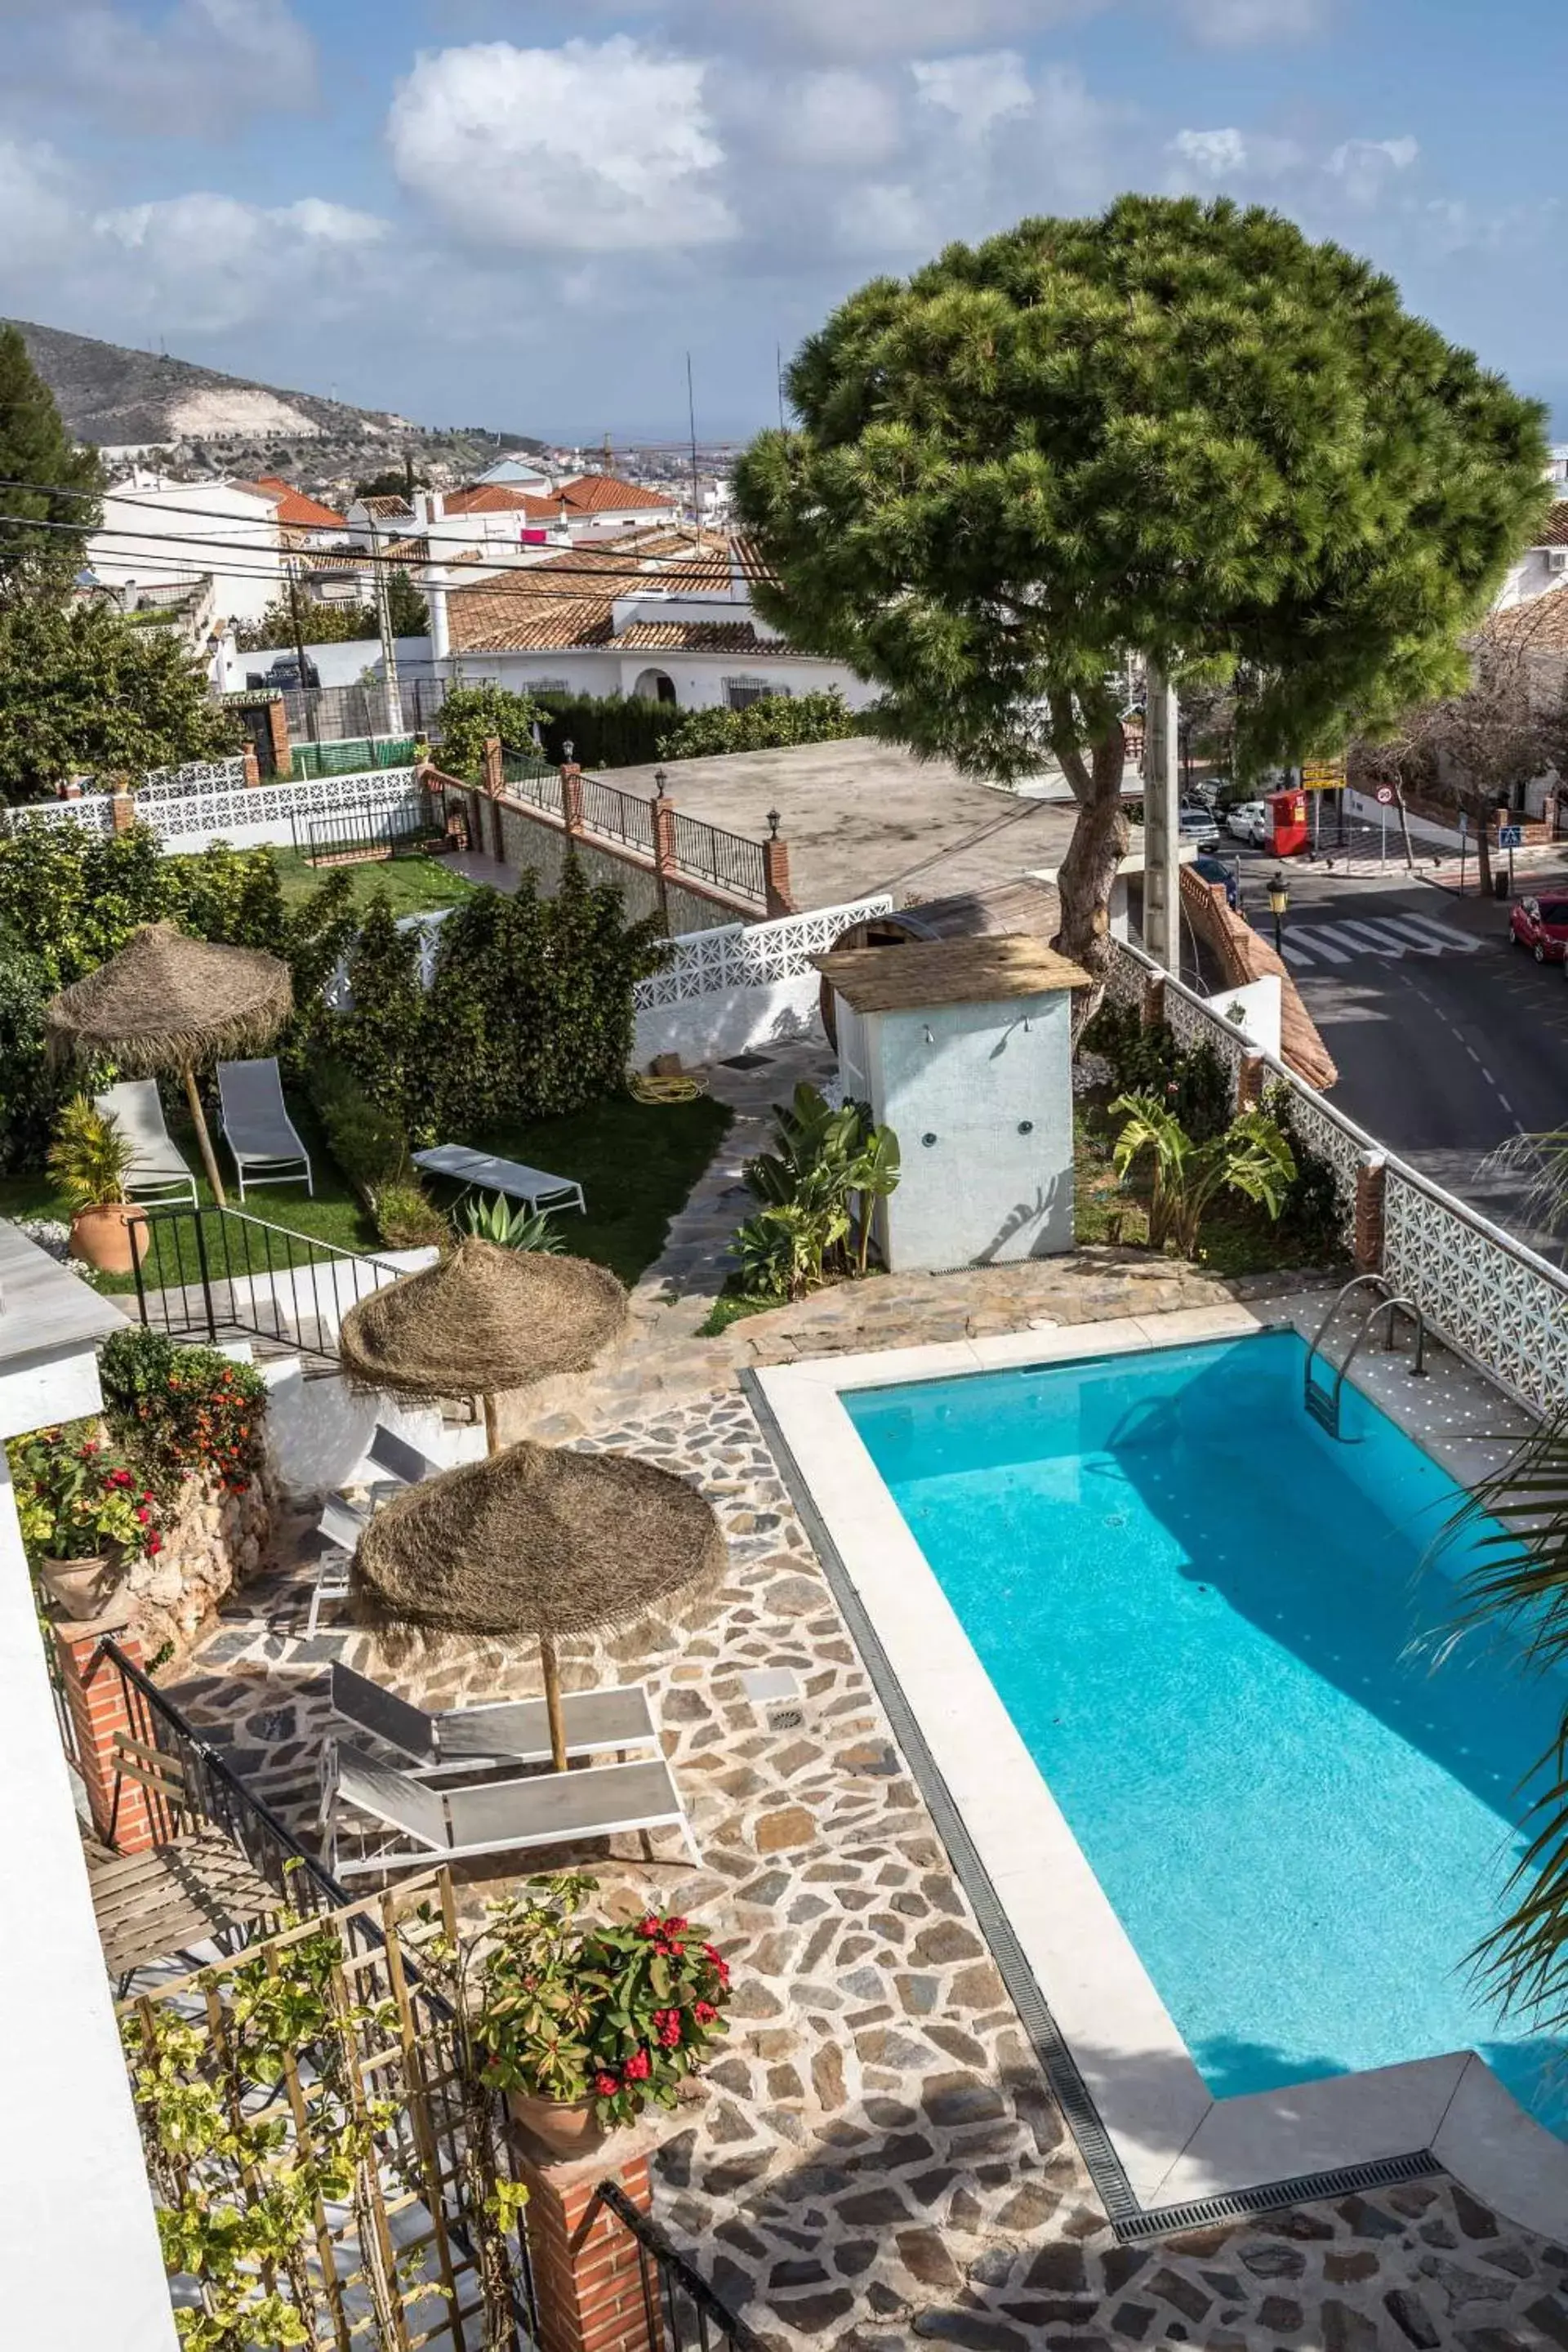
[1475,812,1494,898]
[1053,720,1131,1034]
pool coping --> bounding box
[747,1298,1568,2243]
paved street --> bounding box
[1212,847,1568,1254]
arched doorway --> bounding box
[632,668,677,705]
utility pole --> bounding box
[366,512,403,738]
[685,353,702,528]
[1143,660,1180,973]
[287,559,317,744]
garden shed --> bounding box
[815,934,1090,1272]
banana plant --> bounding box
[1110,1092,1295,1257]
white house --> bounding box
[89,474,285,626]
[473,452,553,490]
[1495,502,1568,610]
[431,532,880,714]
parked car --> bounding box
[1178,802,1221,851]
[1192,853,1241,910]
[1226,801,1271,846]
[1508,895,1568,962]
[264,653,321,690]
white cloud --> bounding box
[1325,135,1419,203]
[0,0,316,129]
[779,69,903,169]
[0,137,82,268]
[387,38,736,255]
[87,194,389,333]
[1177,0,1322,45]
[1168,125,1300,181]
[911,51,1036,143]
[672,0,1094,61]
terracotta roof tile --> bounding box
[256,476,347,530]
[608,620,773,652]
[554,473,675,514]
[1536,502,1568,550]
[444,533,775,656]
[444,485,560,518]
[358,494,414,519]
[1482,586,1568,653]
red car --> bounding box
[1509,895,1568,962]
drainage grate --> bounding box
[1115,2151,1444,2242]
[766,1704,806,1733]
[741,1370,1447,2243]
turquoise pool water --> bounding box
[845,1330,1568,2134]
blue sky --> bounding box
[1,0,1562,443]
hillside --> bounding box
[4,317,544,483]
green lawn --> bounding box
[448,1094,733,1290]
[270,847,483,917]
[2,1087,732,1298]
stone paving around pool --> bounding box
[161,1046,1568,2349]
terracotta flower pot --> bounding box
[506,2090,617,2161]
[68,1203,148,1276]
[39,1553,127,1624]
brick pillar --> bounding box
[560,762,585,838]
[1143,975,1166,1031]
[466,786,484,855]
[54,1622,157,1854]
[267,697,292,782]
[1354,1152,1387,1276]
[763,829,795,918]
[650,786,676,924]
[513,2134,662,2352]
[241,740,261,788]
[483,735,504,795]
[109,789,137,835]
[1236,1049,1266,1109]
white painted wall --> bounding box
[453,645,880,712]
[850,987,1078,1270]
[0,1453,179,2350]
[91,479,283,625]
[260,1361,482,1501]
[1203,975,1281,1060]
[1495,553,1568,611]
[634,973,824,1066]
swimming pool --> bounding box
[843,1326,1568,2140]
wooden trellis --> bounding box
[120,1871,535,2351]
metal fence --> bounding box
[590,2183,767,2352]
[281,677,450,743]
[584,773,657,857]
[292,733,418,778]
[129,1203,416,1367]
[292,800,439,867]
[670,810,767,905]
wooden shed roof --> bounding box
[814,933,1091,1013]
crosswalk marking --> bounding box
[1280,913,1481,969]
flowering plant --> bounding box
[7,1424,162,1564]
[98,1328,267,1501]
[468,1873,731,2128]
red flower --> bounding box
[134,1506,150,1524]
[622,2048,651,2083]
[107,1468,133,1488]
[636,1916,662,1940]
[702,1944,730,1987]
[147,1535,163,1556]
[653,2007,682,2049]
[664,1917,688,1934]
[693,2002,717,2027]
[593,2071,620,2097]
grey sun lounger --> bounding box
[411,1143,585,1217]
[217,1057,314,1200]
[319,1739,701,1878]
[308,1425,444,1635]
[95,1079,199,1206]
[330,1660,661,1771]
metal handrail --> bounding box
[1304,1272,1428,1438]
[590,2180,766,2351]
[130,1201,409,1365]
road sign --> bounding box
[1499,825,1524,849]
[1301,757,1346,791]
[1374,785,1395,806]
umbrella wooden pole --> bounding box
[540,1634,568,1772]
[182,1063,227,1208]
[482,1392,501,1455]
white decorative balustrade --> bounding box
[634,895,894,1011]
[1109,939,1568,1413]
[4,768,423,857]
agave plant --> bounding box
[1110,1093,1295,1257]
[1436,1413,1568,2034]
[459,1192,565,1254]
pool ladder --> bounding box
[1303,1273,1428,1440]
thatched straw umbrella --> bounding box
[339,1240,634,1764]
[357,1440,725,1765]
[45,922,292,1208]
[338,1237,628,1454]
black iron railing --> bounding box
[130,1202,409,1367]
[670,810,767,904]
[291,800,436,866]
[581,773,657,855]
[591,2183,765,2351]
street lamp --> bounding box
[1267,867,1290,956]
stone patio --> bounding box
[157,1048,1568,2349]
